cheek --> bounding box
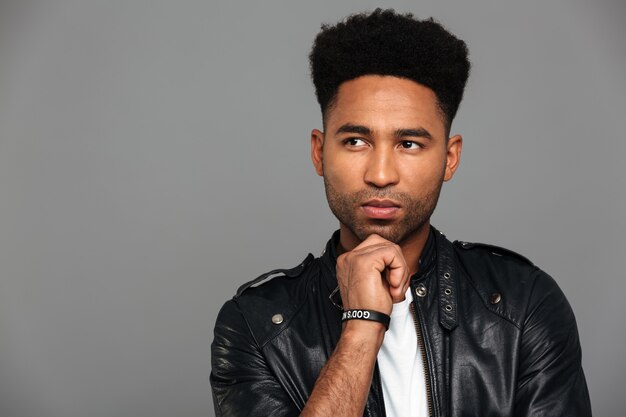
[324,167,353,195]
[322,150,363,190]
[399,155,445,182]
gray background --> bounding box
[0,0,624,416]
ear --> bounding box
[311,129,325,176]
[443,134,462,182]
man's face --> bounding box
[311,75,462,246]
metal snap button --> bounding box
[445,305,453,312]
[415,285,427,297]
[444,288,452,295]
[271,314,284,324]
[490,293,502,304]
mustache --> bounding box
[351,189,412,204]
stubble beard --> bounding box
[323,175,444,244]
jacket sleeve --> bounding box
[210,299,300,417]
[514,269,592,417]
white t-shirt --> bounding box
[377,288,428,417]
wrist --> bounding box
[341,319,386,347]
[342,309,390,330]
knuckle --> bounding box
[337,253,349,265]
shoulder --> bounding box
[213,253,319,347]
[453,239,533,268]
[234,253,316,296]
[452,239,539,292]
[451,239,566,327]
[233,252,317,301]
[453,239,538,281]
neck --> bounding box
[337,222,431,277]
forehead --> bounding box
[326,75,446,137]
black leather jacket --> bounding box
[211,228,592,416]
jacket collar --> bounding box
[319,230,341,305]
[433,228,459,330]
[320,226,458,330]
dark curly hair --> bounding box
[309,8,470,129]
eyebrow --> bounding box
[335,123,372,136]
[334,123,433,140]
[394,128,433,140]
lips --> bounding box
[361,199,401,219]
[362,199,400,208]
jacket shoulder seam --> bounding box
[234,253,315,298]
[453,240,534,266]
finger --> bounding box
[387,271,408,303]
[383,247,410,303]
[377,245,408,289]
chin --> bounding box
[352,222,410,244]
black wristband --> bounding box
[341,309,390,330]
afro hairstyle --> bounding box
[309,8,471,129]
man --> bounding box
[210,9,592,417]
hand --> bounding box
[336,234,410,317]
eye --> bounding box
[400,140,421,150]
[343,138,367,147]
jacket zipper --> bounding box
[410,302,434,417]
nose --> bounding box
[363,147,400,188]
